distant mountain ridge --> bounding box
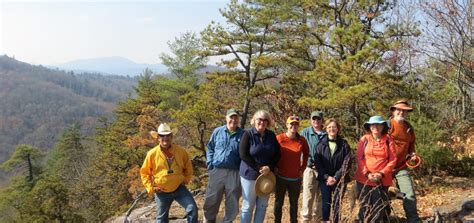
[0,55,138,165]
[51,56,168,76]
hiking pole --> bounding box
[124,171,155,223]
[123,189,148,223]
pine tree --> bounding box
[201,0,282,127]
[47,123,87,186]
[259,0,413,139]
[160,31,208,80]
[74,71,166,221]
[0,144,43,182]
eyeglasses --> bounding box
[312,116,322,121]
[257,118,268,123]
[159,134,172,138]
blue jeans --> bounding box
[319,180,346,223]
[240,176,269,223]
[319,181,334,222]
[154,184,198,223]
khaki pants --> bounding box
[301,167,322,222]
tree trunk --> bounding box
[240,96,251,129]
[352,102,361,140]
[27,153,33,182]
[198,121,206,156]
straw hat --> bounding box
[150,123,176,139]
[390,99,413,111]
[255,172,276,197]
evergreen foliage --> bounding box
[160,31,208,80]
[0,0,472,221]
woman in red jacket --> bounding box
[354,116,397,222]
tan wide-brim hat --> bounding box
[150,123,177,139]
[390,99,413,111]
[255,171,276,197]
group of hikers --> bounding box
[140,99,421,223]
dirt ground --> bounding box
[162,176,473,222]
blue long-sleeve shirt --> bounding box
[239,127,281,180]
[301,126,327,167]
[206,125,243,170]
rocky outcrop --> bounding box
[426,191,474,223]
[106,204,156,223]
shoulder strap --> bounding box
[388,118,394,135]
[361,136,390,160]
[361,138,368,160]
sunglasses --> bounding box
[158,134,172,138]
[289,116,301,121]
[312,116,322,121]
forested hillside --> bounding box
[0,0,472,222]
[0,55,137,164]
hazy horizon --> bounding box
[0,0,228,66]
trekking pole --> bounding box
[123,189,148,223]
[123,170,155,223]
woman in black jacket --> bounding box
[314,118,352,223]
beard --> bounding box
[393,116,405,122]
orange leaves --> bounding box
[126,165,145,199]
[125,105,161,149]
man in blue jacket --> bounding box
[204,109,243,223]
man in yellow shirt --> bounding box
[140,123,198,223]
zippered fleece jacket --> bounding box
[314,135,352,182]
[354,134,397,186]
[140,144,193,194]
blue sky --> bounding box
[0,0,228,65]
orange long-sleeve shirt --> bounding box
[389,118,416,170]
[276,133,309,179]
[354,134,397,186]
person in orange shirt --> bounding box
[354,116,397,222]
[274,115,309,223]
[140,123,198,223]
[389,100,421,223]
